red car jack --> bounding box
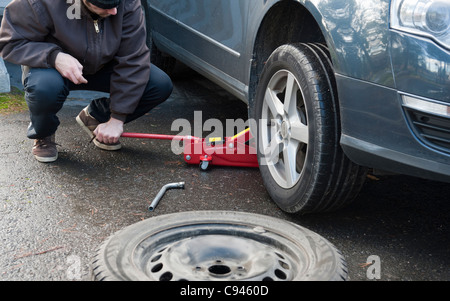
[121,128,259,170]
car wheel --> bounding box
[91,211,347,281]
[255,43,367,214]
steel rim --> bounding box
[131,223,308,281]
[261,69,309,189]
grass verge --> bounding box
[0,87,27,115]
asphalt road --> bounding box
[0,64,449,281]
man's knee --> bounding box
[144,64,173,102]
[24,68,69,108]
[158,72,173,101]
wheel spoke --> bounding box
[283,142,299,187]
[264,134,282,164]
[283,73,297,114]
[290,119,309,144]
[265,89,284,117]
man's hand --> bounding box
[55,52,88,85]
[94,118,124,145]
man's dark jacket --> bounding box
[0,0,151,121]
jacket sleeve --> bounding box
[109,0,151,121]
[0,0,62,68]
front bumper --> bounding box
[337,28,450,183]
[337,74,450,183]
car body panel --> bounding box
[309,0,395,87]
[391,31,450,103]
[149,0,251,101]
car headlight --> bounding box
[391,0,450,49]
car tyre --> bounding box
[255,43,367,214]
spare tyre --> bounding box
[91,211,347,281]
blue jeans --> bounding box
[23,63,173,139]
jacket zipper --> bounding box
[93,19,100,34]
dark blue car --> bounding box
[142,0,450,214]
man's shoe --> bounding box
[76,106,121,151]
[32,134,58,163]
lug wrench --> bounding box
[148,182,185,212]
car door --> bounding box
[149,0,250,98]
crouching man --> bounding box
[0,0,173,162]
